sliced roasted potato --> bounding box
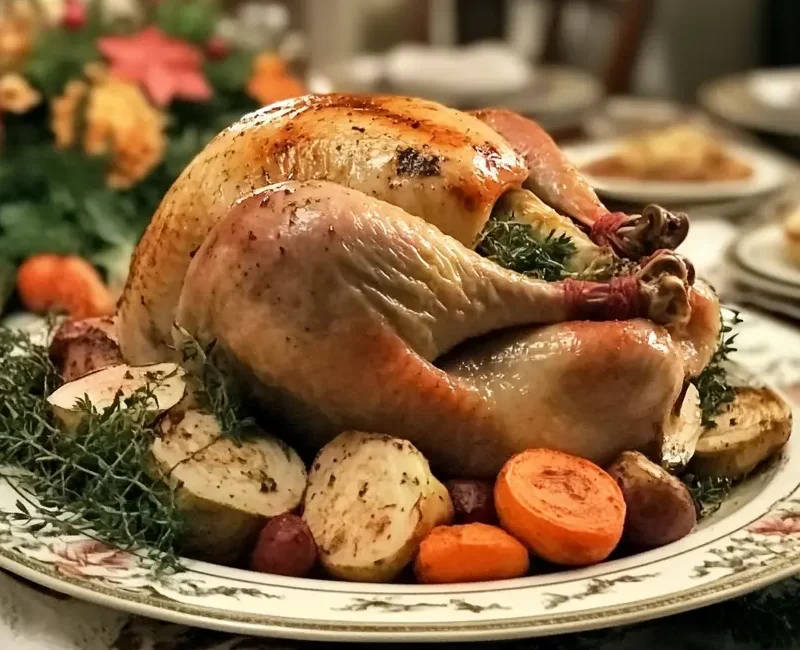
[660,383,703,472]
[690,387,792,481]
[49,316,123,382]
[303,431,454,583]
[607,451,697,549]
[153,410,307,564]
[47,363,186,432]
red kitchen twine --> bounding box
[563,276,642,321]
[590,211,627,245]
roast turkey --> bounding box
[174,181,696,476]
[112,93,722,477]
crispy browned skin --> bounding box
[118,94,527,363]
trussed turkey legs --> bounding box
[472,108,689,259]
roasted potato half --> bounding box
[303,431,454,583]
[690,387,792,481]
[47,362,187,432]
[152,410,307,565]
[607,451,697,550]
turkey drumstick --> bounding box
[472,108,689,259]
[175,181,693,476]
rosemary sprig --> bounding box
[693,310,743,427]
[0,327,184,569]
[681,473,733,519]
[476,210,577,282]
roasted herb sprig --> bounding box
[175,327,254,441]
[681,473,733,519]
[693,310,743,427]
[0,326,184,568]
[476,211,577,282]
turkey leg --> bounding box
[176,180,693,476]
[472,108,689,259]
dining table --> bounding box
[4,107,800,650]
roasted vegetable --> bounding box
[152,410,307,564]
[47,362,186,432]
[660,383,703,472]
[250,514,318,577]
[690,387,792,481]
[302,431,453,583]
[414,523,529,584]
[446,480,497,525]
[495,448,625,566]
[49,316,123,382]
[608,451,697,549]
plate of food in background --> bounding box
[564,124,790,205]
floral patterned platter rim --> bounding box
[1,365,800,643]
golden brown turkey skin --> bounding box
[175,181,693,476]
[119,94,527,363]
[439,320,686,468]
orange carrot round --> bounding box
[414,523,530,584]
[17,255,114,319]
[495,448,625,566]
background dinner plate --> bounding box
[732,223,800,289]
[700,72,800,138]
[563,140,790,204]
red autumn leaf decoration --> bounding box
[97,26,213,106]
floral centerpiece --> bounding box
[0,0,306,316]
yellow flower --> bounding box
[86,78,166,188]
[51,79,87,148]
[51,74,166,188]
[0,1,36,71]
[0,73,39,113]
[246,52,305,106]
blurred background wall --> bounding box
[295,0,791,101]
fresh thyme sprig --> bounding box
[681,473,733,519]
[693,310,743,427]
[476,210,577,282]
[0,326,184,570]
[175,328,254,441]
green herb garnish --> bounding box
[681,473,733,519]
[0,327,184,569]
[476,211,577,282]
[176,330,254,441]
[693,310,743,427]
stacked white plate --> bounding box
[727,221,800,321]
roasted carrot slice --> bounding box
[495,448,625,566]
[414,523,530,584]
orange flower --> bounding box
[51,79,88,148]
[246,53,305,106]
[0,72,39,113]
[0,1,35,70]
[51,70,166,188]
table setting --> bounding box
[5,1,800,649]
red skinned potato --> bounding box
[607,451,697,550]
[251,514,318,577]
[49,316,123,382]
[446,480,497,524]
